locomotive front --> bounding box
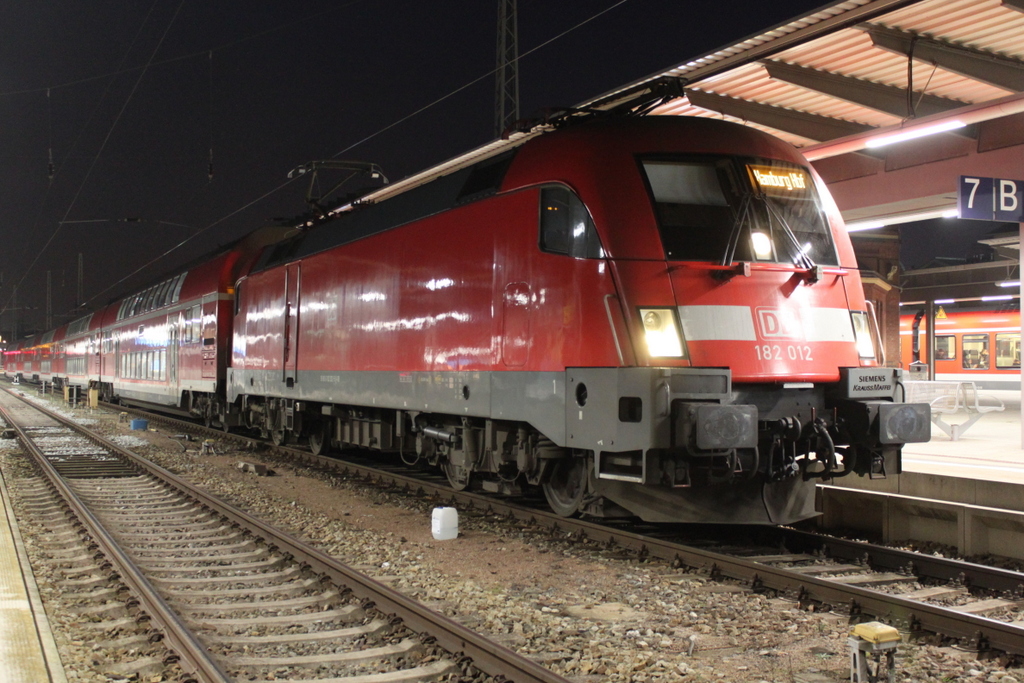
[520,118,930,524]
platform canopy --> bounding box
[581,0,1024,230]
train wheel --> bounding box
[542,455,587,517]
[441,460,470,491]
[271,428,287,447]
[309,422,329,456]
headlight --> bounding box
[750,231,773,260]
[639,308,685,358]
[695,404,758,449]
[878,402,931,444]
[851,311,876,360]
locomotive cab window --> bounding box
[996,332,1020,369]
[539,186,603,259]
[934,335,955,360]
[641,157,837,266]
[963,334,990,370]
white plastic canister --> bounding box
[431,507,458,540]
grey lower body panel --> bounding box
[228,366,764,452]
[228,368,567,445]
[114,385,180,406]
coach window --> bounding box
[156,280,171,307]
[539,186,603,259]
[154,280,170,308]
[141,287,155,313]
[183,305,201,343]
[934,335,955,361]
[963,334,990,370]
[996,333,1021,369]
[170,273,185,303]
[145,285,159,312]
[130,293,144,317]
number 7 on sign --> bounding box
[958,176,994,221]
[964,177,981,208]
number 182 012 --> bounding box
[755,344,813,361]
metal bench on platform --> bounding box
[905,380,1005,441]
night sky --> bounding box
[0,0,827,338]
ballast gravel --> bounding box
[3,394,1024,682]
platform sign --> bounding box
[959,176,1024,222]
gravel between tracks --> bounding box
[4,394,1024,682]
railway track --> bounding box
[92,396,1024,661]
[0,388,571,683]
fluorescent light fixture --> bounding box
[981,295,1014,302]
[845,207,959,232]
[864,120,967,148]
[846,221,885,233]
[997,280,1021,288]
[934,299,955,304]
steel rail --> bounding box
[775,527,1024,595]
[19,394,573,683]
[0,398,233,683]
[106,400,1024,655]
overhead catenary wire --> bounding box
[208,50,215,182]
[0,0,183,321]
[79,174,302,309]
[16,0,636,324]
[79,0,637,311]
[0,0,377,330]
[0,1,368,100]
[46,88,54,181]
[330,0,632,158]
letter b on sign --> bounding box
[996,179,1023,222]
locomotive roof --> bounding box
[325,113,795,223]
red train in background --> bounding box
[899,305,1021,391]
[4,115,930,524]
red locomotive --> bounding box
[900,305,1021,391]
[5,116,930,524]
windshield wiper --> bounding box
[720,193,754,267]
[759,194,816,271]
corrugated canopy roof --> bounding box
[584,0,1024,153]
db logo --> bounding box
[756,307,802,339]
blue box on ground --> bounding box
[130,419,148,431]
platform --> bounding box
[0,461,67,682]
[830,391,1024,505]
[901,390,1024,482]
